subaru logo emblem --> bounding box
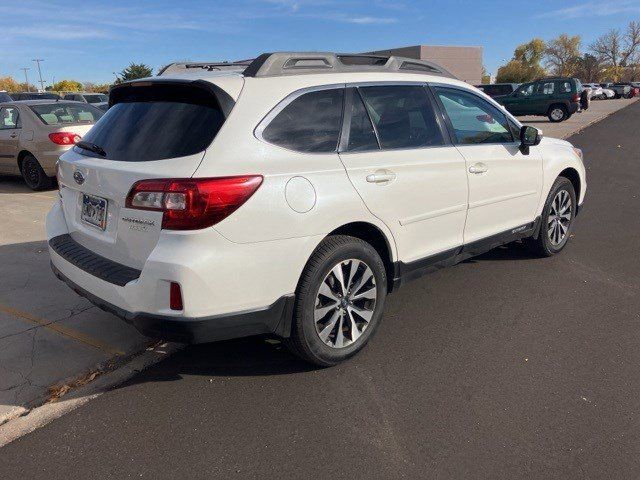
[73,171,85,185]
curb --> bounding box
[0,341,183,448]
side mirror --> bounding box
[519,125,542,155]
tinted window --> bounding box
[346,90,378,152]
[77,84,226,161]
[262,89,344,153]
[30,103,103,125]
[538,82,555,95]
[436,87,513,145]
[85,94,107,104]
[0,107,20,129]
[516,83,534,97]
[359,85,443,149]
[559,81,572,93]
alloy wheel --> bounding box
[314,259,377,349]
[548,190,572,245]
[550,108,564,121]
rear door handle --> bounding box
[366,171,396,184]
[9,132,18,139]
[468,163,488,174]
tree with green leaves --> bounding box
[115,63,153,84]
[496,38,547,83]
[574,54,602,82]
[545,34,581,77]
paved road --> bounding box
[1,102,639,480]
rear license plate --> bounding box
[81,194,108,230]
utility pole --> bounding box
[32,59,45,92]
[20,68,31,92]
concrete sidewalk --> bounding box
[0,179,151,424]
[0,96,637,427]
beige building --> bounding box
[366,45,484,85]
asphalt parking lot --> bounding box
[0,98,638,478]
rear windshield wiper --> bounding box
[76,141,106,157]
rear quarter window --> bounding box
[261,88,344,153]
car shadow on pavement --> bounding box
[118,336,318,388]
[0,175,57,194]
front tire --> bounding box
[286,235,387,367]
[525,177,577,257]
[21,154,54,191]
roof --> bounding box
[8,99,87,106]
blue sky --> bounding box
[3,0,640,85]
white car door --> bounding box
[338,85,468,266]
[433,86,543,244]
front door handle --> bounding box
[366,170,396,184]
[469,163,488,174]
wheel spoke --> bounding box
[314,303,337,321]
[350,266,374,297]
[348,310,361,342]
[352,285,376,301]
[334,314,345,348]
[345,260,361,293]
[349,305,373,323]
[317,310,340,343]
[331,264,347,296]
[318,281,339,302]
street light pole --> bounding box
[20,68,31,92]
[32,59,46,92]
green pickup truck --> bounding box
[494,77,586,123]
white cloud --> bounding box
[535,1,640,19]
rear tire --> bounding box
[548,105,569,123]
[525,177,577,257]
[20,154,53,191]
[285,235,387,367]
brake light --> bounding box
[125,176,263,230]
[49,132,81,145]
[170,282,183,310]
[572,93,580,102]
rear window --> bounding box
[30,103,104,125]
[76,83,226,161]
[84,94,107,104]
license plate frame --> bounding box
[81,193,108,231]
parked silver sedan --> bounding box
[0,100,103,189]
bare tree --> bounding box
[590,21,640,68]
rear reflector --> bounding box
[170,282,183,311]
[49,132,81,145]
[125,176,263,230]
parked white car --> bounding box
[584,83,614,99]
[47,52,587,366]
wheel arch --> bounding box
[16,150,34,172]
[326,222,397,293]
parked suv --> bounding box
[63,93,109,111]
[47,52,586,366]
[495,77,585,122]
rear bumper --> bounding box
[569,102,580,114]
[51,261,294,343]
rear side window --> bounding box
[31,103,103,125]
[435,87,513,145]
[0,107,20,129]
[262,88,344,153]
[77,83,226,161]
[359,85,443,149]
[559,81,572,93]
[538,82,555,95]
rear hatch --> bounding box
[56,79,238,270]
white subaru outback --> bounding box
[47,52,586,366]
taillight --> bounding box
[125,176,263,230]
[49,132,81,145]
[572,93,580,102]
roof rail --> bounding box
[242,52,456,78]
[158,60,253,76]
